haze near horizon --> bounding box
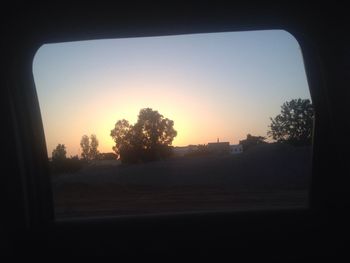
[33,30,311,157]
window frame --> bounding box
[4,4,348,256]
[9,26,324,226]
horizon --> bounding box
[33,30,311,157]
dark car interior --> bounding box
[2,2,349,259]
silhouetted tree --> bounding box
[110,119,132,159]
[110,108,177,163]
[239,134,266,152]
[52,144,67,161]
[80,134,99,161]
[80,135,90,161]
[50,144,83,174]
[268,99,314,146]
[50,152,83,174]
[90,134,99,160]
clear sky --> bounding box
[33,30,311,157]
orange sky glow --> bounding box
[33,30,311,157]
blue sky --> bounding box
[33,30,311,157]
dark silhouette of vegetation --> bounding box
[185,144,210,157]
[90,134,99,160]
[239,134,267,152]
[51,145,83,174]
[52,144,67,161]
[97,152,117,160]
[80,135,89,160]
[110,108,177,164]
[268,98,314,146]
[80,134,99,161]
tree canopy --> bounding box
[89,134,99,160]
[80,135,90,160]
[52,144,67,161]
[51,145,83,174]
[110,108,177,163]
[268,98,314,146]
[80,134,99,161]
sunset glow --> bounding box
[33,30,311,157]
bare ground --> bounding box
[52,143,312,219]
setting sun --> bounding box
[33,30,310,157]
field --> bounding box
[52,143,312,219]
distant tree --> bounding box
[110,108,177,163]
[51,144,83,174]
[80,135,90,161]
[268,98,314,146]
[110,119,133,162]
[52,144,67,161]
[89,134,99,160]
[69,155,80,160]
[135,108,177,161]
[50,153,83,174]
[239,134,266,152]
[80,134,99,161]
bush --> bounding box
[50,156,84,174]
[97,152,117,160]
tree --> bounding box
[52,144,67,161]
[80,134,99,161]
[80,135,90,161]
[239,134,266,152]
[110,108,177,163]
[268,98,314,146]
[50,150,83,174]
[110,119,132,159]
[89,134,99,160]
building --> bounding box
[207,139,230,155]
[174,140,242,157]
[239,134,267,152]
[230,144,243,154]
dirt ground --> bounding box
[52,144,312,219]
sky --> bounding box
[32,30,311,157]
